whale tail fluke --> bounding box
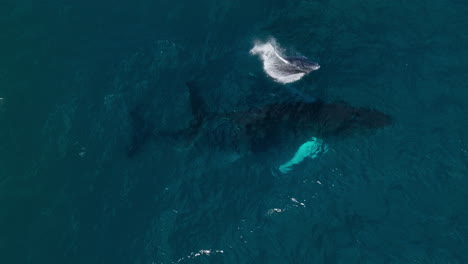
[152,81,208,151]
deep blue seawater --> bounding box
[1,0,468,263]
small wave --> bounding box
[176,249,224,263]
[250,39,317,84]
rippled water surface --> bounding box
[1,0,468,263]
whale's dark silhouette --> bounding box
[126,81,392,157]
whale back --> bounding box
[285,56,320,73]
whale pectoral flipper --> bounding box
[278,137,328,173]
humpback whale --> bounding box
[150,81,392,161]
[250,40,320,84]
[281,56,320,74]
[126,81,392,171]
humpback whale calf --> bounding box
[150,81,392,170]
[250,40,320,84]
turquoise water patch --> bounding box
[279,137,328,173]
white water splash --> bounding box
[176,249,224,263]
[266,208,283,215]
[250,39,306,84]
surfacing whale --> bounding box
[250,40,320,84]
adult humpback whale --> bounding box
[146,81,392,160]
[126,81,392,171]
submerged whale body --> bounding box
[154,81,392,157]
[250,40,320,84]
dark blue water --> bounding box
[1,0,468,263]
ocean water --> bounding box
[1,0,468,263]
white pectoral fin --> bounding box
[263,42,289,64]
[272,49,290,64]
[279,137,328,174]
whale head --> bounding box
[311,101,393,137]
[286,56,320,73]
